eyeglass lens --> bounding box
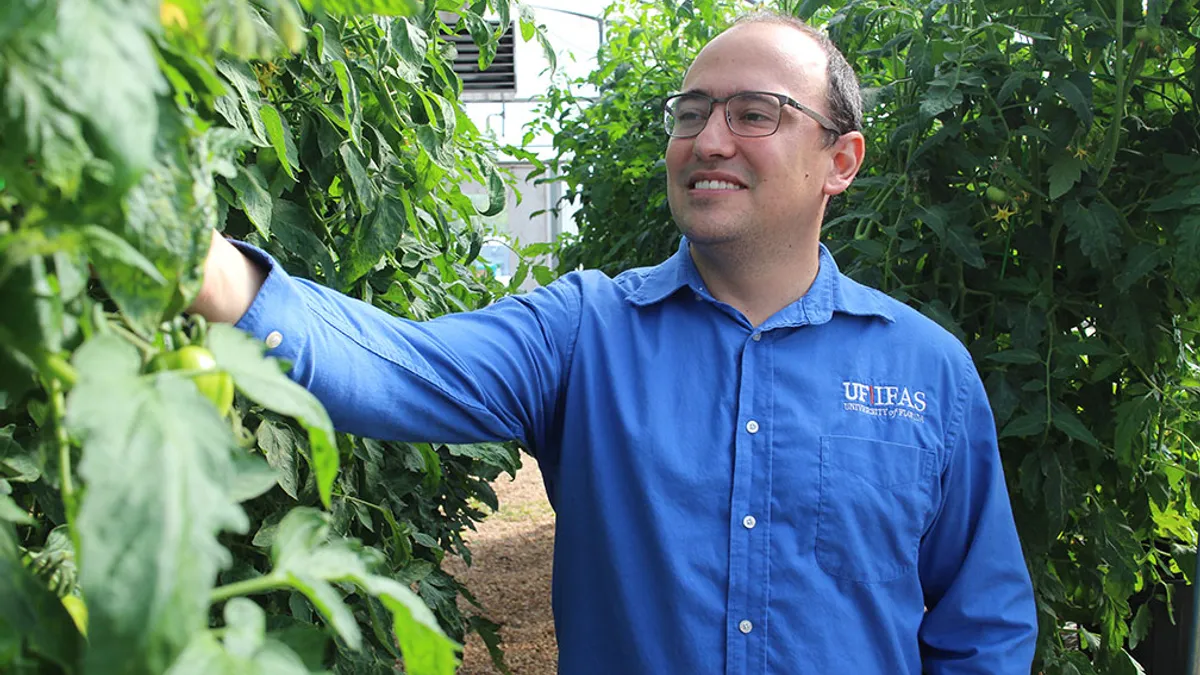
[665,93,783,137]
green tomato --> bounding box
[151,345,235,416]
[985,185,1009,204]
[1134,26,1160,45]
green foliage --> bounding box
[0,0,552,672]
[538,0,745,276]
[538,0,1200,672]
[821,1,1200,671]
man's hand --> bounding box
[187,230,268,324]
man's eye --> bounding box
[735,108,779,129]
[739,109,775,121]
[676,110,705,122]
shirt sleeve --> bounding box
[917,360,1039,673]
[230,241,581,456]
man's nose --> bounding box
[692,107,737,159]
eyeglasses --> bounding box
[662,91,841,138]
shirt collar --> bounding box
[625,237,894,326]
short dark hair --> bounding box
[729,11,863,143]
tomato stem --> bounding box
[49,377,82,560]
[44,354,77,390]
[108,322,159,358]
[209,574,286,603]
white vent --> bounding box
[449,21,516,100]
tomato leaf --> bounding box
[1174,213,1200,290]
[1052,74,1093,127]
[480,159,507,217]
[66,334,248,674]
[230,451,280,503]
[81,224,168,285]
[1115,395,1156,465]
[1000,412,1046,439]
[446,442,519,477]
[259,104,299,180]
[388,17,428,84]
[99,114,217,334]
[1065,200,1121,271]
[986,349,1043,365]
[1041,450,1069,532]
[518,2,537,41]
[0,520,83,672]
[339,144,378,212]
[263,508,458,674]
[331,60,362,150]
[206,325,338,509]
[1048,156,1084,200]
[269,509,366,647]
[0,495,33,525]
[463,13,496,69]
[1128,603,1151,650]
[298,0,420,17]
[364,575,460,675]
[58,0,165,186]
[1114,243,1161,291]
[1051,407,1100,448]
[165,604,313,674]
[345,194,406,285]
[256,419,301,499]
[215,60,268,146]
[227,165,274,240]
[920,76,963,119]
[0,257,69,388]
[0,0,164,191]
[0,22,94,198]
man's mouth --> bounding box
[691,179,747,191]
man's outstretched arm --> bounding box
[186,229,580,454]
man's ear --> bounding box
[823,131,866,197]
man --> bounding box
[192,11,1038,674]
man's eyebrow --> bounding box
[678,88,711,96]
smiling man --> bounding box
[191,10,1038,675]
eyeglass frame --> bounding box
[661,90,842,139]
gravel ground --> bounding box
[444,461,558,674]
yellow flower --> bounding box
[1073,146,1088,160]
[160,1,188,29]
[992,205,1017,224]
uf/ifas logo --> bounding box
[841,381,928,421]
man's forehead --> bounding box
[681,22,827,94]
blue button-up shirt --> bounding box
[235,238,1037,674]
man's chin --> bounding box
[676,220,743,247]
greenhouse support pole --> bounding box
[1190,543,1200,675]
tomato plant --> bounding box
[0,0,554,672]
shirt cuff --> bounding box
[228,239,306,364]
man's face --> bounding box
[665,23,839,249]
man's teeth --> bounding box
[693,180,745,191]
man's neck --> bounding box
[688,236,822,328]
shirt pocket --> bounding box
[814,435,937,583]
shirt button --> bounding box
[739,620,753,634]
[265,331,283,349]
[746,420,760,434]
[743,515,757,529]
[751,333,762,342]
